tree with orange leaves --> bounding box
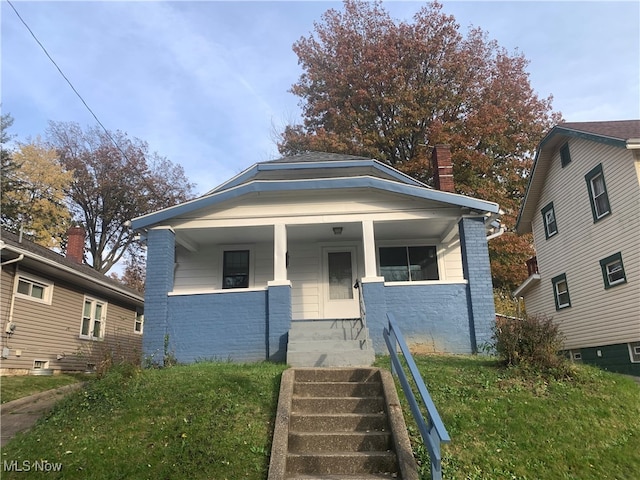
[278,0,561,290]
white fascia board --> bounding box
[513,273,541,298]
[132,176,500,230]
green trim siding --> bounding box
[577,343,640,376]
[584,163,612,222]
[599,252,627,289]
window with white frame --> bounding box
[541,202,558,239]
[552,273,571,310]
[599,252,626,289]
[585,164,611,221]
[222,250,250,289]
[15,274,53,304]
[379,246,439,282]
[80,297,106,340]
[629,342,640,363]
[134,310,144,334]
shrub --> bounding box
[492,314,571,377]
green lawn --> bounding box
[1,373,90,404]
[1,358,638,480]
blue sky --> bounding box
[2,1,639,195]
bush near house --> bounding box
[492,313,571,377]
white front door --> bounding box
[322,247,360,319]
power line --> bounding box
[6,0,161,199]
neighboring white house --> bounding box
[132,148,501,366]
[515,120,640,375]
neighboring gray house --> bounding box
[515,120,640,375]
[132,148,501,366]
[1,228,144,374]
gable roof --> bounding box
[0,229,144,306]
[516,120,640,234]
[132,152,500,230]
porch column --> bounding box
[459,216,496,353]
[361,220,378,279]
[273,223,287,282]
[143,227,175,366]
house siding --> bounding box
[524,139,640,350]
[0,265,141,374]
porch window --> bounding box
[223,250,250,289]
[80,297,106,340]
[379,246,439,282]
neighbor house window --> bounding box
[223,250,250,289]
[134,310,144,334]
[585,164,611,221]
[599,252,626,289]
[80,297,106,340]
[552,273,571,310]
[379,246,439,282]
[16,274,53,304]
[629,342,640,363]
[560,143,571,167]
[541,202,558,239]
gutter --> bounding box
[1,253,24,267]
[486,227,505,241]
[626,139,640,149]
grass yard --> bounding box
[1,373,90,404]
[1,357,638,479]
[375,355,640,480]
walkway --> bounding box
[1,383,83,446]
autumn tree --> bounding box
[1,112,20,222]
[47,121,195,274]
[1,136,73,248]
[279,0,562,290]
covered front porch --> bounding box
[142,213,495,364]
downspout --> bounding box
[1,257,24,354]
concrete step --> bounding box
[289,321,369,342]
[289,413,388,432]
[293,368,382,383]
[287,350,375,368]
[286,452,398,476]
[292,396,385,414]
[268,368,419,480]
[289,431,392,452]
[287,339,370,352]
[286,474,398,480]
[293,381,382,398]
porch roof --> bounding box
[132,175,500,231]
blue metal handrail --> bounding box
[383,312,451,480]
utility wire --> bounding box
[6,0,161,199]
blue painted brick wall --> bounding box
[363,281,472,354]
[143,229,175,364]
[459,217,496,352]
[267,284,292,362]
[167,290,268,363]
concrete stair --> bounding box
[287,320,375,367]
[268,368,419,480]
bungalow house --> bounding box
[132,148,501,367]
[0,228,144,374]
[515,120,640,375]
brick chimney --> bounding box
[431,144,455,193]
[66,226,85,264]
